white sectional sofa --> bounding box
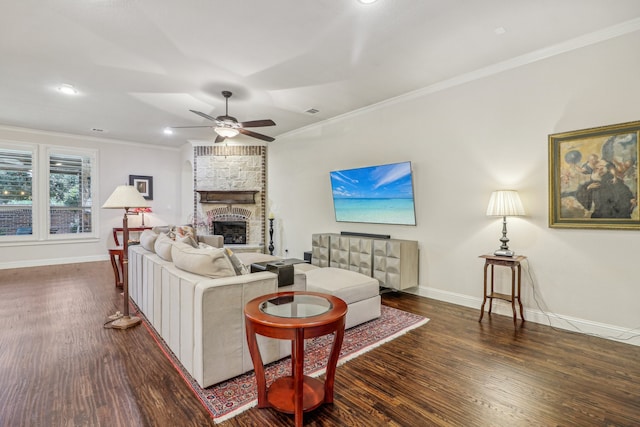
[128,243,289,388]
[126,228,383,389]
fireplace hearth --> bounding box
[213,221,247,244]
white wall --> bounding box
[268,31,640,344]
[0,126,182,268]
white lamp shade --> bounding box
[102,185,150,209]
[486,190,525,217]
[215,127,239,138]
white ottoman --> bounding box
[303,267,381,329]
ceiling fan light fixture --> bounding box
[215,127,239,138]
[57,84,78,95]
[178,91,275,142]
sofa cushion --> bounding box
[305,267,379,305]
[171,243,236,278]
[154,233,175,261]
[197,234,224,248]
[176,234,198,248]
[293,263,320,273]
[140,229,159,252]
[153,225,196,240]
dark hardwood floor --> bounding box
[1,261,638,426]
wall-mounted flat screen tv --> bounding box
[329,161,416,225]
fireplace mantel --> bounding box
[196,190,259,204]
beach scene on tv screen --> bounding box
[330,161,416,225]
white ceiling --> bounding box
[2,0,640,148]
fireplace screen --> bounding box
[213,221,247,244]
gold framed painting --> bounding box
[549,120,639,229]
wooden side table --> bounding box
[113,226,152,246]
[109,247,124,287]
[478,255,526,325]
[244,291,347,427]
[109,226,151,288]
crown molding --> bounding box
[281,17,640,139]
[0,124,180,151]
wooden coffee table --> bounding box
[244,291,348,427]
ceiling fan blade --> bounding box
[189,109,218,122]
[215,135,226,143]
[238,128,275,142]
[239,119,276,128]
[170,125,216,129]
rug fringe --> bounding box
[214,401,258,424]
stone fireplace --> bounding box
[192,145,267,251]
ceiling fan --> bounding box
[172,91,276,143]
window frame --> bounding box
[0,140,99,244]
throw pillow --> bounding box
[140,230,159,252]
[171,244,236,278]
[154,233,175,261]
[175,225,197,240]
[176,234,198,248]
[226,248,249,275]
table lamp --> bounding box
[133,207,152,226]
[102,185,150,329]
[486,190,525,257]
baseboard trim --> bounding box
[403,286,640,347]
[0,254,109,270]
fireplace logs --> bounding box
[213,221,247,244]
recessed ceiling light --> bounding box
[358,0,378,4]
[58,84,78,95]
[163,128,174,135]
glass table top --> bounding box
[260,294,333,318]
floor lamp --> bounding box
[486,190,525,257]
[102,185,150,329]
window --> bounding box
[0,142,97,242]
[0,147,34,237]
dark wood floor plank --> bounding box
[0,262,639,426]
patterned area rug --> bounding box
[139,304,428,423]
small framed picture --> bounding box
[548,120,639,229]
[129,175,153,200]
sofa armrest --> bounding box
[197,234,224,248]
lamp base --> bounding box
[494,249,515,257]
[110,315,142,329]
